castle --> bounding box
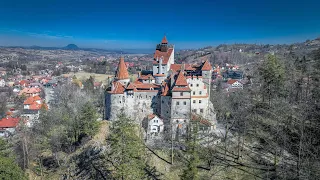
[105,36,216,139]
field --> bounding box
[63,71,138,82]
[63,72,113,82]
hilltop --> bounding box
[64,44,79,50]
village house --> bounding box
[21,95,47,127]
[19,87,42,97]
[143,114,164,141]
[226,79,244,90]
[0,116,21,137]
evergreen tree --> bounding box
[79,102,100,138]
[181,122,200,180]
[0,138,27,180]
[106,113,146,179]
[258,55,285,105]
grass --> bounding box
[63,72,113,82]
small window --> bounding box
[193,91,195,95]
[196,84,199,87]
[183,101,186,105]
[180,92,183,96]
[200,109,204,113]
[190,84,193,87]
[199,100,202,103]
[199,91,202,95]
[162,100,164,103]
[192,109,197,113]
[193,100,196,103]
[119,101,121,103]
[176,102,179,105]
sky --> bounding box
[0,0,319,49]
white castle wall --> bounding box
[171,91,191,120]
[187,77,209,115]
[106,91,159,122]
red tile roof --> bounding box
[126,83,135,90]
[23,96,42,105]
[115,57,130,80]
[139,74,155,80]
[153,74,166,77]
[147,114,156,120]
[172,87,191,92]
[109,81,126,94]
[191,115,212,126]
[170,64,182,72]
[175,71,188,86]
[161,35,168,44]
[134,83,160,90]
[153,48,173,65]
[227,79,239,85]
[201,60,212,71]
[20,80,29,86]
[0,117,20,128]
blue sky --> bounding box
[0,0,319,49]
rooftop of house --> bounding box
[0,117,20,128]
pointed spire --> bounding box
[161,35,168,44]
[201,59,212,71]
[115,56,129,80]
[175,70,188,86]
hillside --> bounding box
[176,36,320,65]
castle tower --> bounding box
[171,70,191,137]
[201,59,212,93]
[115,56,130,86]
[153,35,175,80]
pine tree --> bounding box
[181,122,200,180]
[258,55,285,105]
[106,113,146,179]
[0,138,27,180]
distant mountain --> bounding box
[64,44,79,50]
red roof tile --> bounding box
[109,81,125,94]
[139,74,155,80]
[153,48,173,65]
[153,74,166,77]
[191,115,212,126]
[0,117,20,128]
[170,64,182,72]
[175,71,188,86]
[161,35,168,44]
[201,60,212,71]
[227,79,239,85]
[147,114,156,120]
[126,83,135,90]
[172,87,191,92]
[115,57,130,80]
